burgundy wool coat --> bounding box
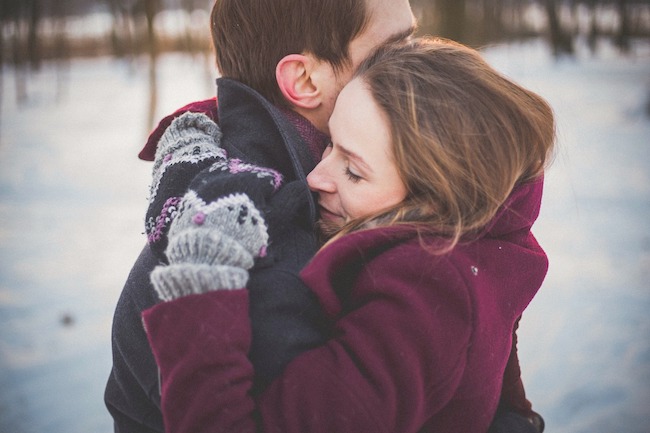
[143,176,548,433]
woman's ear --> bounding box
[276,54,321,109]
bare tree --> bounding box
[584,0,599,52]
[142,0,161,130]
[482,0,504,41]
[52,0,70,102]
[27,0,42,70]
[143,0,159,56]
[615,0,631,52]
[0,0,6,70]
[7,1,28,104]
[545,0,574,55]
[0,0,5,133]
[107,0,138,58]
[438,0,467,41]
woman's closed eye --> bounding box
[344,166,363,183]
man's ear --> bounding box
[276,54,321,109]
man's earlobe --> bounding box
[276,54,321,109]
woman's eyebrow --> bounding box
[336,143,373,173]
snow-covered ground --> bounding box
[483,39,650,433]
[0,38,648,433]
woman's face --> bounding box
[307,78,407,230]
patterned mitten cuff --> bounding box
[152,112,223,175]
[151,264,249,301]
[146,112,227,257]
[165,227,255,269]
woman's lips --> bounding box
[318,205,342,222]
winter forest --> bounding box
[3,0,650,122]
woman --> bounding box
[143,37,555,432]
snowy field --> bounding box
[0,38,649,432]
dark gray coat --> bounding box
[104,78,326,432]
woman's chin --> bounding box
[316,218,344,243]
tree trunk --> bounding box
[615,0,630,52]
[587,0,598,53]
[27,0,41,70]
[482,0,503,41]
[143,0,160,130]
[438,0,466,42]
[545,0,573,56]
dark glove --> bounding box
[488,410,545,433]
[264,179,316,239]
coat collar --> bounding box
[216,78,317,181]
[481,176,544,239]
[216,78,319,223]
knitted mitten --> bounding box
[150,156,284,301]
[145,111,226,259]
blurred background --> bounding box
[0,1,649,432]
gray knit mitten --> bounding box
[150,156,284,302]
[146,112,226,258]
[151,192,269,301]
[151,111,224,187]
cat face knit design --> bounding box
[144,111,285,300]
[150,191,270,300]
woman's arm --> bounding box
[144,242,474,433]
[143,290,257,433]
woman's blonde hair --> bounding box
[329,37,556,252]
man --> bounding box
[105,0,543,431]
[105,1,416,431]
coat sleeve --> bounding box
[105,245,165,433]
[143,290,258,433]
[143,252,474,433]
[498,317,534,416]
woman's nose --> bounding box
[307,160,335,193]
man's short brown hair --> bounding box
[211,0,368,107]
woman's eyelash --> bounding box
[344,167,362,183]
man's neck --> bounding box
[279,108,330,162]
